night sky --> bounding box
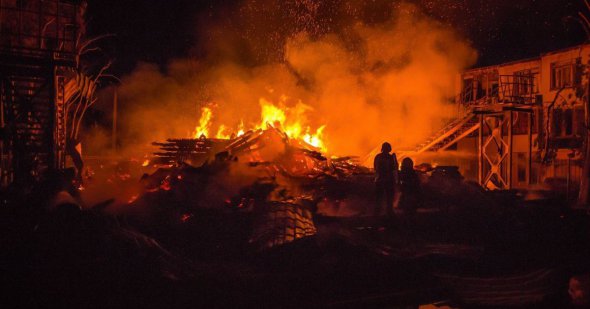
[86,0,588,76]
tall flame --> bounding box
[237,120,245,137]
[256,98,327,152]
[193,107,212,138]
[257,98,286,129]
[215,124,230,139]
[303,125,326,150]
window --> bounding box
[550,62,574,90]
[517,153,527,183]
[513,112,530,135]
[513,70,536,96]
[530,162,539,184]
[462,78,474,103]
[552,108,575,137]
[564,109,573,136]
[553,109,563,136]
[490,82,499,97]
[475,79,485,100]
[576,108,586,136]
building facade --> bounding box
[412,44,590,199]
[0,0,82,186]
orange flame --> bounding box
[257,98,287,130]
[256,98,327,152]
[237,120,245,137]
[193,107,212,138]
[215,124,231,139]
[192,98,327,152]
[303,125,326,150]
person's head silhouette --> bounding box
[401,157,414,172]
[381,142,392,154]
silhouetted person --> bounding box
[399,157,422,221]
[374,142,398,217]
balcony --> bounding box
[460,74,536,107]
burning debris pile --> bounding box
[6,125,588,308]
[151,138,217,166]
[135,124,372,250]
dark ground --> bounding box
[1,171,590,308]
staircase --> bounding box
[362,111,481,166]
[2,74,58,182]
[399,111,480,159]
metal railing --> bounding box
[459,74,536,107]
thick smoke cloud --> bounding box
[113,1,476,157]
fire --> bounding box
[303,125,326,150]
[191,98,327,152]
[257,98,287,129]
[142,159,150,167]
[255,98,327,152]
[215,124,231,139]
[214,121,246,139]
[193,107,212,138]
[237,120,245,137]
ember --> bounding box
[128,194,138,204]
[180,213,193,222]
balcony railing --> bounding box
[459,74,536,106]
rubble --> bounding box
[3,127,589,308]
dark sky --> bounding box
[86,0,588,76]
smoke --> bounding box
[112,1,477,157]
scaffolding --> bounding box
[475,106,534,190]
[470,74,536,190]
[0,0,81,186]
[424,73,537,190]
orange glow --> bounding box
[255,98,327,152]
[193,97,327,152]
[180,213,193,222]
[160,176,172,191]
[128,194,138,204]
[142,159,150,167]
[193,107,212,138]
[120,3,476,160]
[237,120,245,137]
[215,124,231,139]
[303,125,326,150]
[257,98,287,130]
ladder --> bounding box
[1,70,66,184]
[398,111,480,160]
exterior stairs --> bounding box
[414,112,479,153]
[363,111,480,166]
[2,74,56,182]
